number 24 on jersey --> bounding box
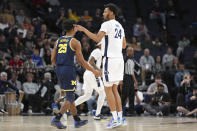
[114,28,122,39]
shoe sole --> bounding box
[75,121,88,128]
[51,122,67,129]
[107,123,121,129]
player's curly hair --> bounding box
[62,20,76,32]
[104,3,119,16]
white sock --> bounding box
[118,111,122,120]
[111,111,118,121]
[96,91,105,116]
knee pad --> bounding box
[65,91,75,103]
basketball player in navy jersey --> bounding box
[51,20,101,129]
[76,3,127,128]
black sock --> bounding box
[73,115,81,121]
[55,113,62,120]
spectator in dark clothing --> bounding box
[0,33,11,58]
[32,18,41,37]
[177,86,197,116]
[55,8,66,33]
[166,0,178,19]
[43,49,52,66]
[40,43,52,57]
[176,74,195,106]
[141,35,154,50]
[36,72,56,114]
[149,0,166,29]
[143,84,171,116]
[22,30,35,55]
[0,72,23,113]
[10,37,24,55]
[3,21,17,40]
[133,17,148,38]
[92,8,103,31]
[0,72,20,94]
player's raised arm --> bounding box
[51,40,57,66]
[71,38,101,77]
[75,25,105,43]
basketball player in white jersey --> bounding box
[74,41,106,120]
[76,3,127,128]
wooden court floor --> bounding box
[0,116,197,131]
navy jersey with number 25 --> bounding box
[56,36,75,66]
[55,36,76,91]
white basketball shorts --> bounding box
[102,57,124,87]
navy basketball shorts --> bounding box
[55,66,76,102]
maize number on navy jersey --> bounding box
[58,44,67,53]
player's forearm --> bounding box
[81,60,95,73]
[89,58,99,70]
[83,28,100,43]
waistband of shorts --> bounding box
[102,56,123,59]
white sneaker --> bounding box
[106,119,121,128]
[61,113,67,126]
[118,117,127,126]
[0,109,8,115]
[28,109,33,114]
[156,111,163,116]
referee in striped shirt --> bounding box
[122,47,138,116]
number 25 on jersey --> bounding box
[58,44,67,53]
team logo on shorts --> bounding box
[71,80,76,85]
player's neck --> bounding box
[65,32,74,37]
[109,16,115,20]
